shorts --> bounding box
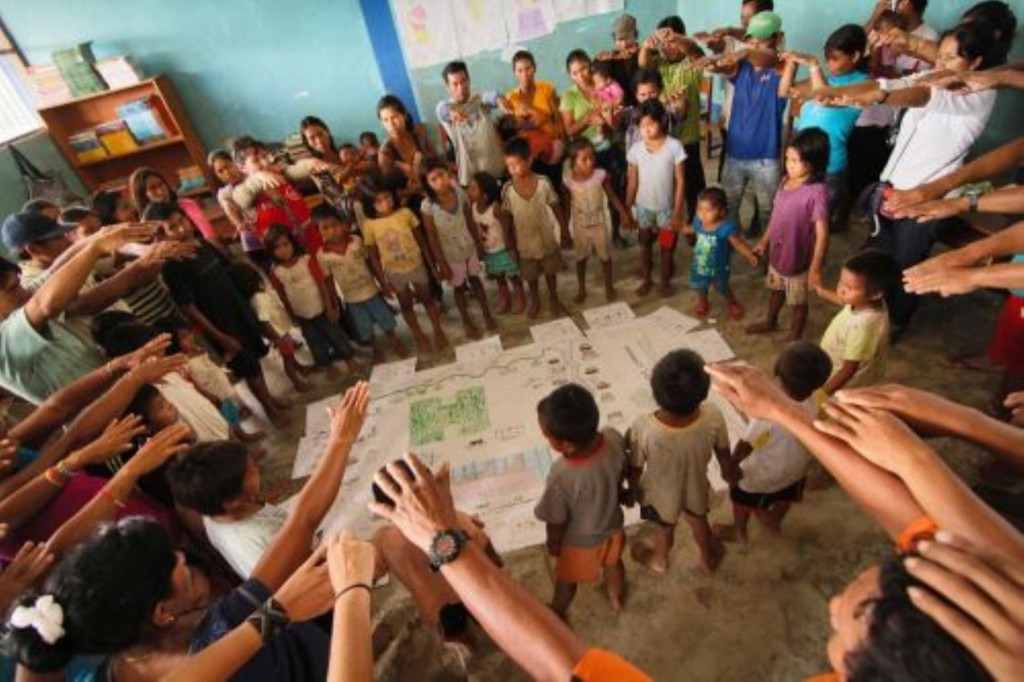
[633,206,672,231]
[519,250,564,281]
[275,334,298,357]
[555,529,625,584]
[483,249,520,278]
[766,265,809,306]
[689,270,730,294]
[345,295,397,342]
[447,253,482,287]
[387,264,430,291]
[989,293,1024,373]
[226,349,261,380]
[730,478,806,512]
[574,224,610,261]
[640,504,675,527]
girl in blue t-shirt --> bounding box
[685,187,759,320]
[778,24,871,215]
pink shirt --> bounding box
[766,180,828,276]
[180,197,217,241]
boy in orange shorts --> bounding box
[534,383,627,620]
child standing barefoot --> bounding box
[228,262,311,392]
[626,350,733,573]
[686,187,759,320]
[747,128,831,340]
[264,226,357,380]
[468,172,525,314]
[534,384,627,620]
[420,159,497,339]
[313,204,408,364]
[361,181,449,354]
[815,249,898,394]
[501,138,571,318]
[563,138,633,303]
[713,341,832,544]
[625,99,688,297]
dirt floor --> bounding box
[254,155,1010,681]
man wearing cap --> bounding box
[639,15,706,220]
[595,13,641,107]
[702,11,786,235]
[0,214,153,404]
[1,211,174,345]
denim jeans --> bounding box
[722,157,781,234]
[870,216,940,330]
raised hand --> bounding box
[903,264,980,297]
[327,381,370,446]
[812,400,934,475]
[274,544,335,622]
[0,542,55,612]
[128,353,189,384]
[93,222,161,255]
[905,533,1024,682]
[121,423,193,479]
[326,531,376,594]
[64,415,147,470]
[705,363,790,422]
[368,453,460,554]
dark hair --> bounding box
[129,167,176,215]
[141,201,185,224]
[962,1,1017,66]
[2,518,176,672]
[300,115,336,159]
[371,458,415,507]
[91,310,140,350]
[263,224,304,260]
[846,555,990,681]
[470,171,501,206]
[743,0,774,11]
[0,256,18,282]
[566,136,596,168]
[376,95,415,132]
[419,156,452,202]
[57,206,96,229]
[875,9,906,30]
[697,187,728,211]
[166,441,251,515]
[503,136,531,162]
[442,60,468,83]
[22,198,58,214]
[565,49,591,72]
[592,60,615,80]
[127,383,163,423]
[537,383,599,447]
[359,131,379,146]
[842,248,900,299]
[774,341,832,401]
[633,68,664,93]
[229,135,266,166]
[98,321,160,357]
[825,24,869,72]
[155,314,192,354]
[359,173,400,219]
[90,189,125,226]
[941,21,1001,70]
[906,0,928,17]
[788,127,830,182]
[310,202,344,224]
[512,50,535,69]
[637,98,668,133]
[657,15,686,35]
[651,349,709,416]
[207,149,232,169]
[227,261,264,298]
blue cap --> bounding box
[1,212,73,251]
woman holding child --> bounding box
[504,50,566,167]
[376,95,438,206]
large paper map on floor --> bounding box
[298,307,747,553]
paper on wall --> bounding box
[553,0,587,22]
[453,0,509,56]
[392,0,460,68]
[502,0,556,42]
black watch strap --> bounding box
[428,529,470,572]
[245,597,290,644]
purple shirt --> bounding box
[766,180,828,276]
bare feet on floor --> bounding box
[630,541,667,574]
[712,523,748,545]
[635,280,653,297]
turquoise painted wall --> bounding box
[0,0,386,150]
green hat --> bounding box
[745,11,782,40]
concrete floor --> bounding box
[254,159,1006,681]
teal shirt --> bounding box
[0,307,104,404]
[796,70,870,174]
[1013,254,1024,298]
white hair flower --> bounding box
[10,595,65,645]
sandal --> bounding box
[694,299,709,318]
[727,301,745,320]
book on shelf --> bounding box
[67,130,108,163]
[177,165,206,193]
[94,56,143,88]
[115,96,172,144]
[27,65,73,106]
[52,43,107,97]
[95,120,139,156]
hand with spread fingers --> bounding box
[705,363,791,422]
[327,380,370,447]
[368,454,460,554]
[0,541,55,613]
[64,414,148,471]
[274,544,336,622]
[905,533,1024,682]
[813,399,935,475]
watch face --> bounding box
[435,533,459,558]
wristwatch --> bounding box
[966,190,981,213]
[428,529,470,572]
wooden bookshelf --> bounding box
[37,75,212,195]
